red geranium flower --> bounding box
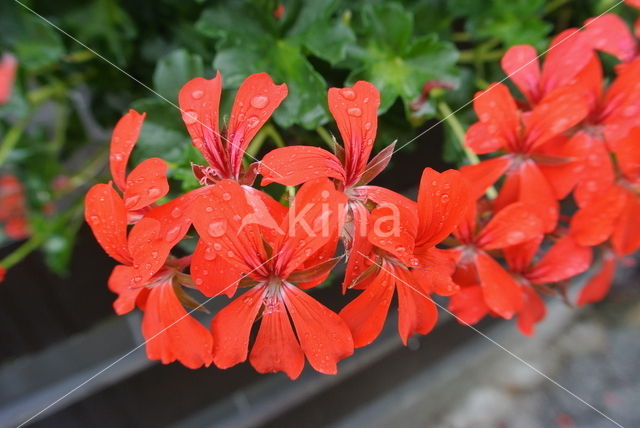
[260,82,411,287]
[0,53,17,105]
[85,184,212,369]
[179,72,287,184]
[570,127,640,255]
[448,202,545,320]
[576,248,618,306]
[190,178,352,379]
[501,30,593,107]
[339,168,469,347]
[461,82,590,231]
[0,174,29,240]
[503,235,591,335]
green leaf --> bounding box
[348,34,459,115]
[61,0,136,65]
[12,15,65,71]
[214,40,328,129]
[153,49,204,103]
[297,20,356,64]
[195,2,273,46]
[360,2,413,53]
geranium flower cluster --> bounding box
[85,14,640,379]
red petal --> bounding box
[412,247,460,296]
[249,295,305,379]
[570,185,626,247]
[109,109,145,192]
[275,179,346,277]
[178,74,225,170]
[602,59,640,143]
[501,45,541,104]
[211,286,266,368]
[517,160,558,233]
[540,29,594,94]
[85,183,130,264]
[283,283,354,374]
[516,285,546,336]
[472,83,519,145]
[573,136,615,208]
[0,53,17,104]
[577,251,616,306]
[612,191,640,256]
[503,236,543,274]
[475,251,523,319]
[448,284,490,325]
[358,185,417,212]
[343,202,373,290]
[108,265,142,315]
[131,189,205,282]
[583,14,637,63]
[476,202,544,250]
[191,182,267,276]
[526,236,592,283]
[395,267,438,345]
[191,240,243,297]
[615,127,640,182]
[228,73,288,177]
[328,81,380,185]
[465,122,505,154]
[367,200,417,262]
[535,133,590,199]
[123,158,169,210]
[142,282,213,369]
[339,267,395,348]
[259,146,345,186]
[416,168,470,249]
[525,85,589,150]
[460,156,510,201]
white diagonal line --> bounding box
[357,251,624,428]
[360,0,626,178]
[17,249,283,427]
[12,0,283,178]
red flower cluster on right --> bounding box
[454,12,640,333]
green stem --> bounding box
[265,123,285,148]
[0,234,44,270]
[437,101,497,199]
[0,117,29,166]
[246,126,268,158]
[316,125,335,149]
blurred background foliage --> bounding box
[0,0,631,275]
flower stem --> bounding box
[316,125,335,149]
[437,101,497,199]
[0,117,29,167]
[0,234,44,271]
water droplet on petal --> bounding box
[441,194,450,203]
[250,95,269,109]
[246,116,260,128]
[89,215,100,225]
[208,219,227,237]
[213,242,222,251]
[347,107,362,117]
[171,207,182,218]
[195,278,204,286]
[125,194,141,208]
[147,187,162,198]
[340,88,356,100]
[165,225,181,242]
[205,206,213,213]
[191,90,204,100]
[182,110,198,125]
[222,192,231,201]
